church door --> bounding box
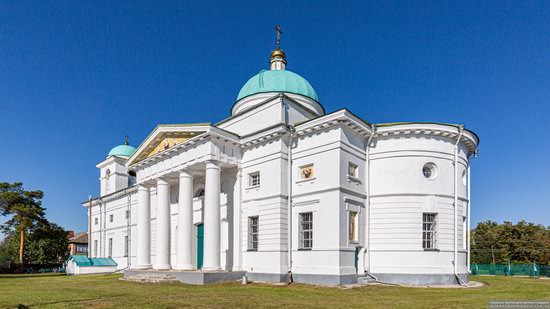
[197,224,204,269]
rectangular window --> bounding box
[348,162,358,178]
[109,214,113,222]
[299,164,315,180]
[94,218,98,225]
[124,235,129,257]
[349,211,359,243]
[299,212,313,249]
[94,240,98,257]
[422,213,438,250]
[463,216,467,250]
[126,210,130,219]
[249,172,260,187]
[248,216,259,251]
[108,238,113,257]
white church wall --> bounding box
[88,190,137,270]
[368,134,469,278]
[289,126,354,277]
[241,137,289,275]
[218,98,284,136]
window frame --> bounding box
[248,172,261,188]
[108,238,113,257]
[348,162,358,178]
[348,210,359,243]
[94,217,98,225]
[124,235,129,257]
[248,216,259,251]
[299,212,313,250]
[422,213,438,250]
[109,214,113,222]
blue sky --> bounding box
[1,1,549,236]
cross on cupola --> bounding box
[270,24,287,70]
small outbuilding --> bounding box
[65,255,117,275]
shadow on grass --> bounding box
[15,295,126,308]
[0,273,65,279]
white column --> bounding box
[155,178,171,270]
[135,185,151,269]
[203,161,221,271]
[175,170,194,270]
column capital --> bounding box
[156,177,170,186]
[179,169,194,179]
[137,184,150,192]
[205,160,221,170]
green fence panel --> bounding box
[470,263,547,277]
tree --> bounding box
[0,221,68,265]
[0,182,45,272]
[471,220,550,265]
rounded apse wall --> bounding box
[367,131,470,285]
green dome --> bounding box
[107,144,136,158]
[236,70,318,102]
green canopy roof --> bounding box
[68,255,117,267]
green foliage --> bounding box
[471,220,550,265]
[0,182,67,269]
[0,221,68,265]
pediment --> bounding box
[127,124,209,166]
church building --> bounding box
[84,33,479,285]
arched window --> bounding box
[105,169,111,191]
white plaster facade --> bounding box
[83,48,479,285]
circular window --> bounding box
[422,163,438,180]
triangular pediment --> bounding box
[127,123,210,166]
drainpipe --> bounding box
[365,125,377,280]
[88,196,92,258]
[286,124,296,283]
[127,194,131,267]
[454,126,465,285]
[466,163,471,273]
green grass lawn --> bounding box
[0,273,549,308]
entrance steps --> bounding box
[123,272,179,284]
[123,269,247,285]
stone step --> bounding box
[124,273,179,284]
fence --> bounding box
[471,263,550,277]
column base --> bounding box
[154,264,172,271]
[173,264,194,271]
[133,264,152,270]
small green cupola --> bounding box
[107,136,136,159]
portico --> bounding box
[122,125,242,281]
[133,160,227,272]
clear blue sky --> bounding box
[1,1,549,236]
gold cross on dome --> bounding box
[275,24,283,49]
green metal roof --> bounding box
[68,255,117,267]
[107,144,136,158]
[236,70,318,102]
